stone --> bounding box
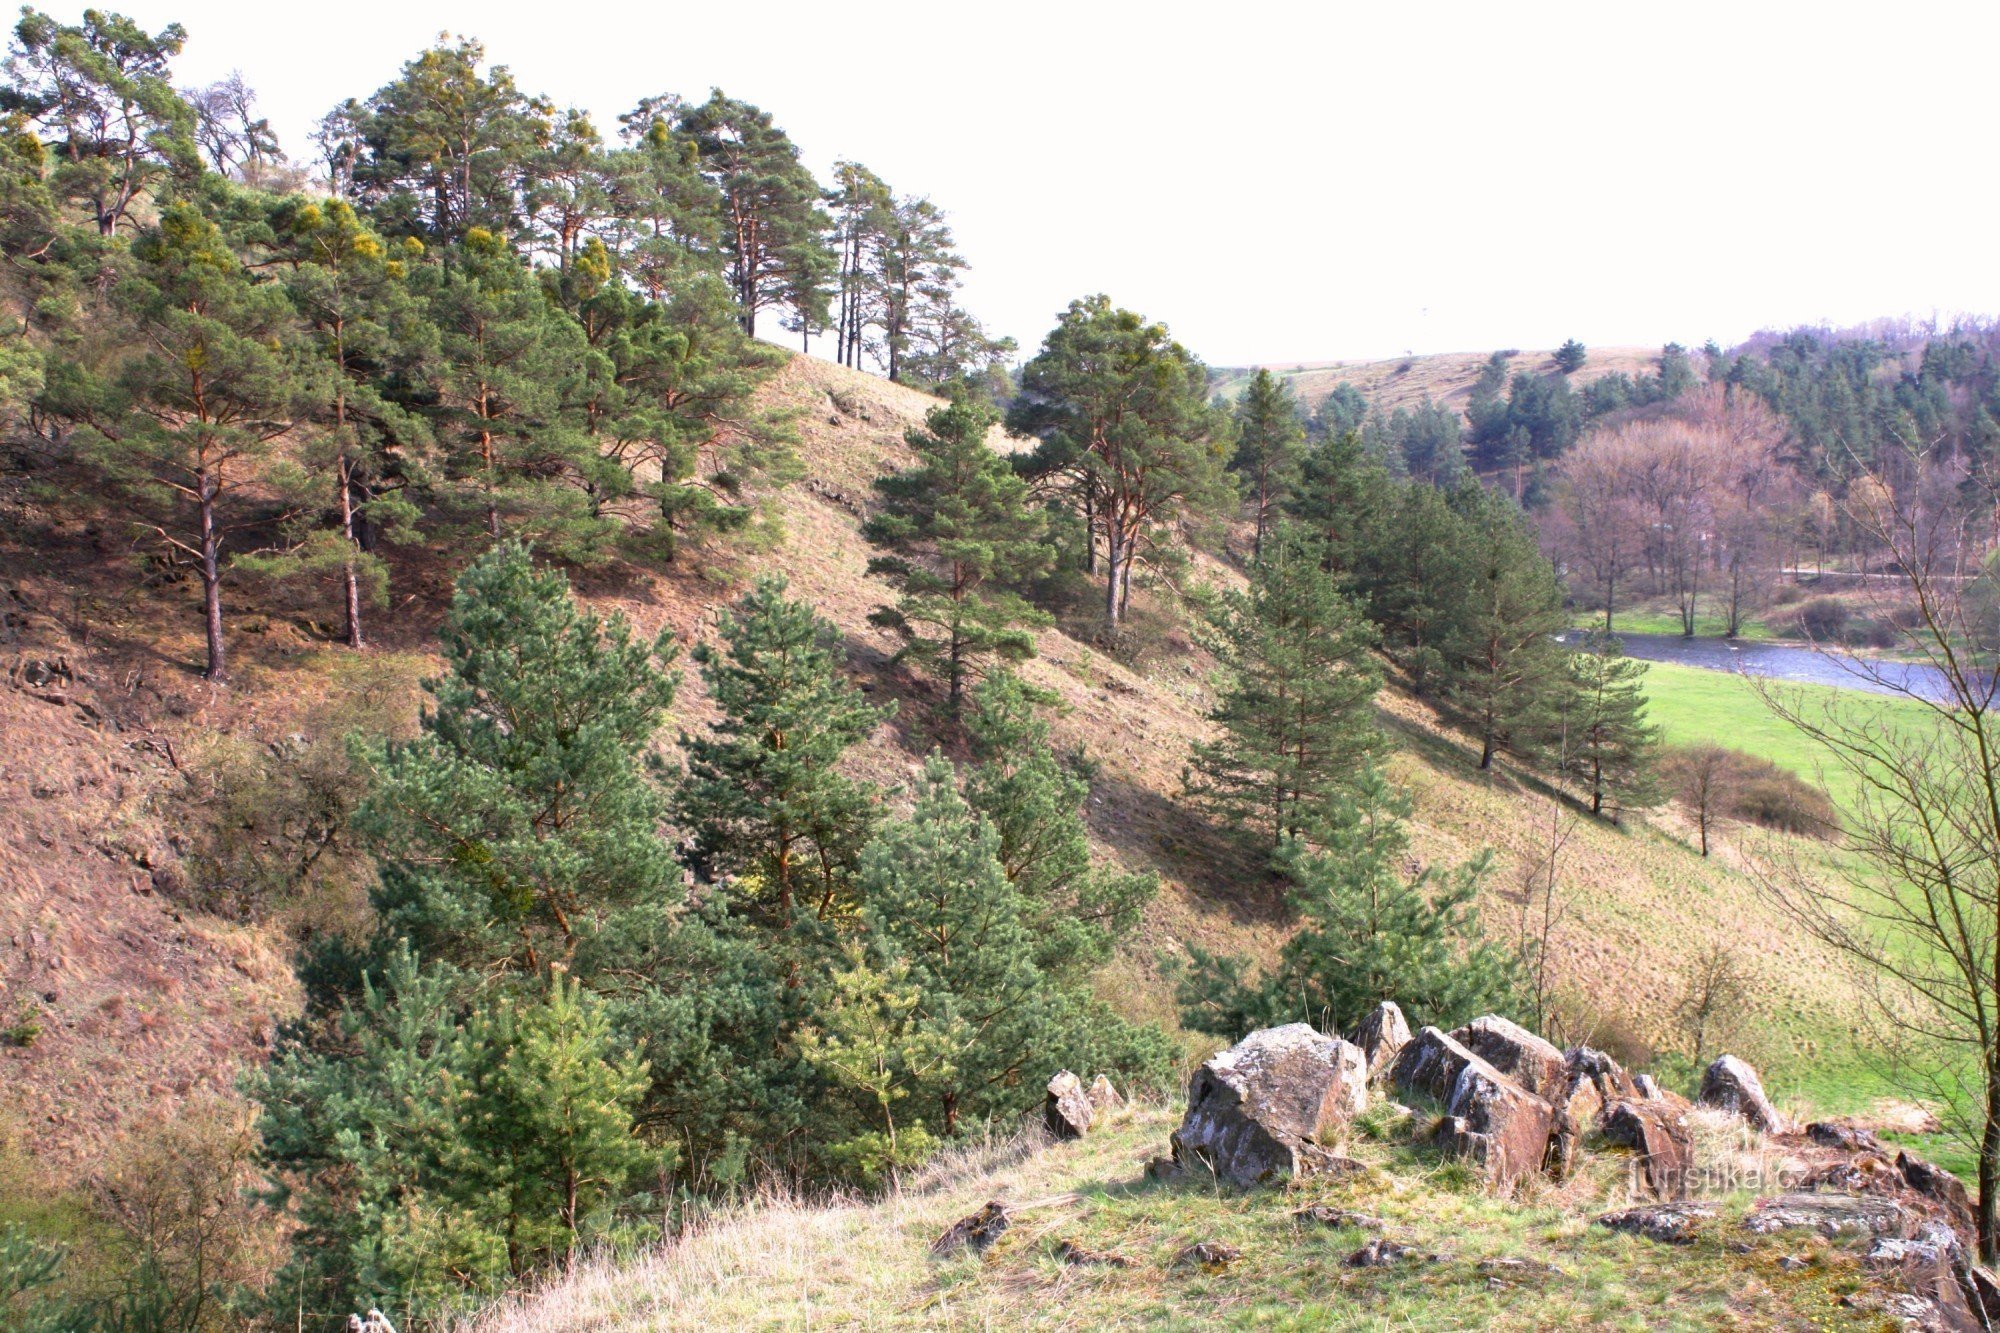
[1431,1061,1557,1190]
[1054,1240,1136,1268]
[1345,1238,1430,1267]
[1350,1001,1412,1078]
[1145,1156,1184,1182]
[1601,1099,1694,1201]
[1389,1025,1483,1103]
[1450,1014,1568,1101]
[1633,1073,1664,1100]
[1045,1070,1093,1141]
[1808,1120,1885,1153]
[1742,1193,1910,1239]
[1169,1024,1368,1185]
[1293,1205,1385,1231]
[1174,1240,1241,1269]
[1547,1047,1639,1180]
[932,1202,1011,1258]
[1596,1201,1719,1244]
[1087,1074,1125,1113]
[1699,1054,1787,1135]
[1776,1255,1809,1272]
[1899,1152,1976,1231]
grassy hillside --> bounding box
[0,351,1889,1201]
[1211,346,1665,413]
[465,1102,1925,1331]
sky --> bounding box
[131,0,2000,366]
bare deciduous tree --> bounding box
[1752,445,2000,1259]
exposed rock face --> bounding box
[1743,1193,1911,1239]
[1633,1073,1665,1100]
[1698,1054,1787,1134]
[1087,1074,1125,1113]
[1601,1099,1694,1201]
[1044,1070,1092,1140]
[1808,1120,1885,1153]
[932,1202,1010,1257]
[1547,1046,1640,1178]
[1431,1061,1557,1190]
[1351,1001,1412,1077]
[1169,1024,1368,1185]
[1900,1152,1976,1232]
[1451,1014,1568,1101]
[1389,1026,1482,1102]
[1596,1201,1719,1245]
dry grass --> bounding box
[1213,346,1666,414]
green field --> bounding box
[1637,659,1945,811]
[1581,609,1781,641]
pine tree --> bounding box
[1554,339,1587,374]
[1230,368,1304,559]
[1438,485,1570,769]
[1285,427,1379,573]
[864,398,1052,714]
[1178,772,1521,1038]
[963,672,1155,979]
[676,575,892,922]
[356,542,681,974]
[68,202,317,682]
[1555,630,1661,818]
[1185,527,1385,846]
[1008,295,1230,626]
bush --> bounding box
[1731,767,1836,836]
[1792,595,1849,639]
[1768,581,1807,607]
[1842,616,1898,650]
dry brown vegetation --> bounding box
[1213,346,1664,414]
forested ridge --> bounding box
[3,9,1999,1331]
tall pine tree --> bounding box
[864,397,1051,715]
[1230,368,1304,560]
[1554,630,1661,818]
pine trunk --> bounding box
[199,474,227,683]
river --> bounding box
[1560,631,1965,703]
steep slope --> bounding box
[1212,346,1665,413]
[0,351,1865,1182]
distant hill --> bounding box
[1211,346,1669,414]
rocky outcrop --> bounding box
[1351,1001,1411,1078]
[1087,1075,1125,1113]
[1601,1099,1694,1201]
[1450,1015,1568,1101]
[1596,1201,1718,1244]
[1743,1193,1910,1239]
[1698,1054,1786,1134]
[1045,1070,1092,1140]
[1174,1240,1241,1269]
[1389,1026,1482,1102]
[1808,1120,1884,1153]
[1547,1046,1640,1177]
[1431,1061,1557,1190]
[1169,1024,1368,1185]
[1900,1152,1976,1232]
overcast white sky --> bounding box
[131,0,2000,366]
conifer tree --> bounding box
[1230,368,1304,559]
[1439,485,1570,769]
[1185,527,1384,846]
[963,672,1155,979]
[676,575,892,922]
[1284,428,1377,574]
[1178,772,1520,1038]
[356,542,681,974]
[1555,630,1661,818]
[864,398,1052,714]
[68,202,317,681]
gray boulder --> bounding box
[1389,1025,1483,1102]
[1431,1060,1557,1190]
[1169,1023,1368,1186]
[1350,1001,1412,1078]
[1450,1015,1568,1101]
[1601,1099,1694,1201]
[1044,1070,1093,1140]
[1699,1054,1787,1135]
[1087,1074,1125,1113]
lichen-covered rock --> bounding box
[1087,1074,1125,1113]
[1351,1001,1412,1077]
[1294,1205,1385,1230]
[1450,1014,1568,1101]
[1431,1061,1557,1190]
[1596,1200,1718,1244]
[1547,1046,1640,1177]
[1601,1099,1694,1201]
[1389,1025,1481,1102]
[1699,1054,1787,1134]
[1743,1193,1910,1239]
[1808,1120,1884,1153]
[1044,1070,1092,1140]
[1900,1152,1976,1232]
[1174,1240,1241,1269]
[1169,1024,1368,1185]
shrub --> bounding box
[1768,581,1807,607]
[1792,595,1849,639]
[1731,767,1836,836]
